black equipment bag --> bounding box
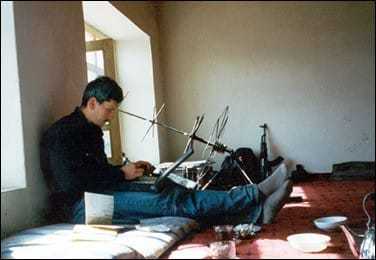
[210,147,262,190]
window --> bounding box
[82,1,161,164]
[1,2,27,192]
[86,50,104,82]
[85,23,122,165]
[85,23,106,82]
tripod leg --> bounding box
[200,171,222,190]
[233,159,254,184]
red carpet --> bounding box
[162,179,375,259]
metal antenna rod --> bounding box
[119,109,233,154]
[119,109,188,136]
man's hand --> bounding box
[120,161,155,180]
[120,163,144,180]
[134,160,155,173]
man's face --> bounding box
[92,99,119,127]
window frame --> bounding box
[86,38,123,165]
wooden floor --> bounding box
[162,178,375,259]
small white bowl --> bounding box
[314,216,348,230]
[287,233,331,253]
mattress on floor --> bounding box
[1,216,199,259]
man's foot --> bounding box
[262,180,293,224]
[257,163,289,196]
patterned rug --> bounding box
[162,178,375,259]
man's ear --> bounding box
[87,97,97,110]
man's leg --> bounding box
[257,163,289,196]
[177,184,263,221]
[262,180,293,224]
[71,182,289,225]
[112,190,177,224]
[112,184,263,224]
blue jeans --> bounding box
[71,181,263,225]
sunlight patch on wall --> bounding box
[1,1,27,192]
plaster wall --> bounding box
[112,1,169,162]
[1,1,87,238]
[157,1,375,172]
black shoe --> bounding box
[291,164,311,182]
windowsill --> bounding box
[1,185,26,193]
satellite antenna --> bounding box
[118,105,254,191]
[141,104,165,142]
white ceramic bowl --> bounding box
[287,233,331,253]
[313,216,348,230]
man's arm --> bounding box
[46,132,124,194]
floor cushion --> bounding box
[1,217,199,259]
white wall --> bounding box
[1,2,27,192]
[157,2,375,172]
[1,2,87,239]
[117,38,161,164]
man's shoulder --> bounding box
[43,109,84,139]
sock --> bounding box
[257,163,289,197]
[262,180,293,224]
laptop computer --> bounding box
[151,145,195,192]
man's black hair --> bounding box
[81,76,124,106]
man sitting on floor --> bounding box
[40,76,293,226]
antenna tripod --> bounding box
[118,107,254,190]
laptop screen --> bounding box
[153,146,194,192]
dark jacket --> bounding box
[40,107,123,221]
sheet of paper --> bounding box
[84,192,114,224]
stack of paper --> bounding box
[72,224,133,241]
[84,192,114,224]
